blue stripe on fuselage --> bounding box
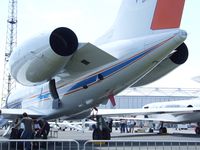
[67,42,160,93]
[101,48,149,77]
[8,36,173,106]
[38,93,50,99]
[69,76,97,91]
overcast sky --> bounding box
[0,0,200,90]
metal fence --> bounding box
[1,139,200,150]
[0,139,79,150]
[84,140,200,150]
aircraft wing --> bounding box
[109,116,178,122]
[0,108,46,119]
[58,42,117,79]
[96,107,200,116]
[94,107,200,123]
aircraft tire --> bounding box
[92,128,111,140]
[149,128,154,133]
[195,127,200,134]
[102,128,111,140]
[162,127,167,134]
[159,127,167,134]
[92,128,101,140]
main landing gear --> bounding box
[195,122,200,135]
[92,116,111,140]
[49,79,62,109]
[159,122,167,134]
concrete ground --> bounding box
[1,127,200,150]
[0,127,199,140]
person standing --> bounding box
[15,112,34,150]
[37,118,50,139]
[130,120,136,133]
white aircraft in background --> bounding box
[96,98,200,135]
[49,120,83,131]
[142,98,200,134]
[0,0,188,140]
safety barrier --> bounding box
[1,139,200,150]
[0,139,79,150]
[49,129,59,138]
[83,139,200,150]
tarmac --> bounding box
[46,127,200,140]
[1,127,200,149]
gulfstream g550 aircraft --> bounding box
[1,0,188,139]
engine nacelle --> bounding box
[134,42,188,87]
[9,27,78,86]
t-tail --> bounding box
[96,0,185,44]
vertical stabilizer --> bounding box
[96,0,185,44]
[151,0,185,30]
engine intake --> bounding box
[134,42,189,87]
[170,42,188,64]
[9,27,79,86]
[50,27,78,56]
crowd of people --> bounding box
[118,119,136,133]
[10,112,50,150]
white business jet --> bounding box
[96,98,200,135]
[1,0,188,139]
[142,98,200,134]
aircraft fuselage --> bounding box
[7,29,186,120]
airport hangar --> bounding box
[99,87,200,109]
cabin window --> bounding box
[98,74,104,80]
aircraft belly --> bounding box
[57,35,184,118]
[4,0,188,123]
[9,30,186,120]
